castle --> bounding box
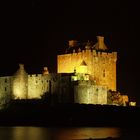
[0,36,129,107]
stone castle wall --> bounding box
[74,80,108,104]
[28,74,45,99]
[0,71,109,105]
[0,76,12,105]
[57,49,117,91]
[0,68,73,101]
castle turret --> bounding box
[12,64,28,99]
[43,67,49,75]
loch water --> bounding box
[0,127,139,140]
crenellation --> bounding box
[37,74,42,77]
[92,50,97,56]
[101,52,108,57]
[97,51,101,56]
[82,50,85,53]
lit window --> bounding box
[71,76,77,81]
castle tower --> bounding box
[57,36,117,91]
[12,64,28,99]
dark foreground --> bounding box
[0,100,140,127]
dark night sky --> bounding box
[1,1,140,103]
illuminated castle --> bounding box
[0,36,129,107]
[58,36,117,91]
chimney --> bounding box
[19,63,24,70]
[97,36,104,45]
[68,40,78,47]
[43,67,49,75]
[96,36,108,51]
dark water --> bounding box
[0,127,139,140]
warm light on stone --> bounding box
[57,36,117,91]
[68,40,78,47]
[0,36,133,106]
[12,64,28,99]
[129,102,136,106]
[43,67,49,75]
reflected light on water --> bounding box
[0,127,120,140]
[54,127,120,140]
[12,127,51,140]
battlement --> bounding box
[28,74,43,77]
[59,49,117,61]
[92,50,117,58]
[60,48,117,56]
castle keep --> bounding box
[58,36,117,91]
[0,36,129,107]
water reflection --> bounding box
[12,127,51,140]
[0,127,121,140]
[0,127,51,140]
[54,127,120,140]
